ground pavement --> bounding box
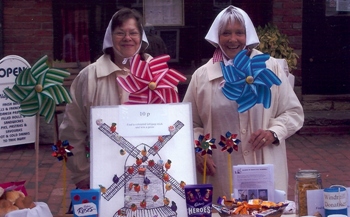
[1,133,350,216]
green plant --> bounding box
[256,23,299,73]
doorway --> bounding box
[302,1,350,94]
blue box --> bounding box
[70,189,100,217]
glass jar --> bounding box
[295,170,322,216]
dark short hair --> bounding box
[105,8,147,59]
[111,8,143,35]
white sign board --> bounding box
[336,0,350,11]
[233,164,275,202]
[90,103,196,217]
[0,55,36,147]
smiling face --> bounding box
[219,20,246,60]
[112,18,141,59]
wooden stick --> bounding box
[254,151,257,165]
[203,154,207,184]
[248,110,258,165]
[63,160,66,213]
[35,114,40,201]
[228,154,233,199]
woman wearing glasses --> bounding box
[59,8,150,189]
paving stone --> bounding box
[2,131,350,215]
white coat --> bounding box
[59,53,151,184]
[183,49,304,200]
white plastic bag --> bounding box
[5,202,53,217]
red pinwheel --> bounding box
[117,54,187,104]
[218,131,241,198]
[194,134,217,156]
[219,131,241,154]
[52,140,74,161]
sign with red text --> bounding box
[0,55,36,147]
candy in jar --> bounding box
[295,169,322,216]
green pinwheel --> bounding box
[3,55,72,123]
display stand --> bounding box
[90,103,196,217]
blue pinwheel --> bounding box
[220,49,282,113]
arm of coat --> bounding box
[59,66,91,185]
[266,58,304,141]
[182,69,205,140]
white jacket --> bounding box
[59,53,151,184]
[183,49,304,200]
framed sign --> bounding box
[144,0,184,26]
[336,0,350,11]
[90,103,196,217]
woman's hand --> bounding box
[249,129,274,150]
[195,152,216,176]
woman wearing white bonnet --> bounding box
[183,5,304,200]
[59,8,152,189]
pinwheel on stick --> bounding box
[52,140,74,162]
[117,54,187,104]
[52,140,74,211]
[219,131,241,199]
[220,49,281,164]
[194,134,217,184]
[3,55,72,201]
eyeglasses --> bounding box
[113,31,140,39]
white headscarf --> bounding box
[205,5,259,49]
[102,9,149,64]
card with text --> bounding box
[90,103,196,217]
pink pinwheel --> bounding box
[117,54,187,104]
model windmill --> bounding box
[96,121,186,216]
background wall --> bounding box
[3,0,53,64]
[272,0,302,78]
[2,0,303,73]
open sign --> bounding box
[0,66,26,78]
[0,55,36,147]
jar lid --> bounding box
[296,169,320,178]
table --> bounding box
[54,214,297,217]
[213,213,297,217]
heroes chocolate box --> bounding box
[184,184,213,217]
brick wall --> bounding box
[2,0,303,73]
[3,0,53,65]
[272,0,303,77]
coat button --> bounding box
[241,129,246,134]
[243,150,249,156]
